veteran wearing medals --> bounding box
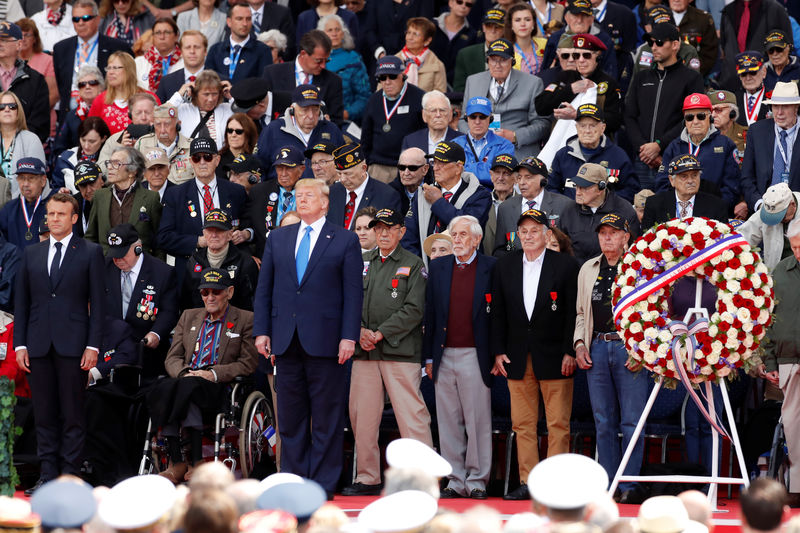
[342,208,432,497]
[181,209,258,313]
[0,158,53,250]
[735,52,770,127]
[103,223,178,379]
[135,104,195,186]
[146,266,258,484]
[490,208,579,500]
[361,56,426,184]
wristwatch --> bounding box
[170,8,177,17]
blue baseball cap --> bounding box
[31,479,96,529]
[15,157,46,176]
[375,56,404,78]
[273,145,305,167]
[0,22,22,41]
[465,96,492,117]
[292,84,322,107]
[257,478,327,524]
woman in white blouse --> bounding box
[167,70,232,148]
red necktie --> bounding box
[203,184,213,215]
[435,191,454,231]
[344,191,357,229]
[737,2,750,52]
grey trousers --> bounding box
[435,347,492,495]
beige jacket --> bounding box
[574,254,602,348]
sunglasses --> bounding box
[77,79,100,89]
[191,154,215,163]
[560,52,594,60]
[226,127,244,135]
[646,38,666,48]
[467,113,489,120]
[397,164,423,171]
[200,288,225,297]
[767,46,787,54]
[454,0,474,6]
[72,14,96,22]
[377,74,399,82]
[0,103,18,111]
[684,112,708,122]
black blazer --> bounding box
[53,35,132,122]
[735,87,770,127]
[490,249,579,381]
[327,178,402,230]
[156,68,188,104]
[14,236,106,358]
[245,179,281,259]
[400,127,460,153]
[261,62,345,125]
[423,253,495,388]
[741,118,800,209]
[641,190,730,229]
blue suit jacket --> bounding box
[741,118,800,210]
[327,178,402,230]
[400,127,460,154]
[0,192,55,250]
[156,68,188,104]
[95,316,139,379]
[423,253,495,387]
[14,236,106,358]
[253,220,363,357]
[206,38,273,83]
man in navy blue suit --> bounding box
[205,3,272,83]
[327,143,402,230]
[254,177,363,497]
[157,137,249,288]
[423,214,495,499]
[14,193,106,494]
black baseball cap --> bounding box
[576,103,604,122]
[566,0,592,16]
[596,213,630,233]
[203,208,233,230]
[106,223,139,259]
[517,208,549,227]
[490,153,518,171]
[645,22,680,42]
[516,156,549,178]
[292,84,322,107]
[230,77,270,113]
[482,8,505,26]
[74,161,102,187]
[368,208,404,228]
[486,38,514,60]
[333,143,365,170]
[427,141,466,164]
[304,141,337,159]
[228,154,262,175]
[190,137,217,155]
[668,154,702,175]
[198,267,233,289]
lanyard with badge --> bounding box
[777,128,791,182]
[382,83,408,133]
[20,195,41,241]
[514,42,539,75]
[745,86,765,124]
[532,1,550,36]
[227,44,244,80]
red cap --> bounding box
[682,93,712,111]
[572,33,607,51]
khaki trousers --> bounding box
[367,163,398,184]
[349,359,433,485]
[780,364,800,492]
[507,357,573,482]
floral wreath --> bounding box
[611,218,774,386]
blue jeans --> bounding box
[685,382,724,476]
[587,338,650,491]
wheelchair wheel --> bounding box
[239,391,274,478]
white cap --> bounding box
[358,490,437,533]
[386,438,452,478]
[98,475,177,530]
[258,473,304,492]
[638,496,690,533]
[503,512,548,533]
[527,453,608,509]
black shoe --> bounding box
[619,487,646,505]
[341,482,383,496]
[470,488,488,500]
[440,487,463,498]
[24,478,47,496]
[503,484,531,500]
[326,491,335,501]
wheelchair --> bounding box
[138,376,276,478]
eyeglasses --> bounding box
[106,65,125,71]
[684,112,708,122]
[104,160,129,169]
[153,30,175,37]
[560,52,594,60]
[72,14,96,22]
[311,159,334,167]
[467,113,489,120]
[454,0,474,6]
[767,47,786,55]
[200,288,225,297]
[78,79,100,88]
[646,38,667,48]
[191,154,215,163]
[226,127,244,135]
[377,74,399,82]
[0,103,18,111]
[397,164,423,172]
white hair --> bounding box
[258,29,288,52]
[317,14,355,50]
[449,215,483,239]
[786,215,800,239]
[78,65,105,90]
[422,90,451,111]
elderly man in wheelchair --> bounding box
[145,267,258,484]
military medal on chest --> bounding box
[390,279,398,299]
[550,291,558,311]
[137,286,159,320]
[485,293,491,314]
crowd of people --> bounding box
[0,0,797,523]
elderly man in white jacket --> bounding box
[737,183,800,271]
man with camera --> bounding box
[135,104,194,186]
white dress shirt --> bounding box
[520,190,545,213]
[675,193,696,219]
[295,215,327,257]
[522,248,545,319]
[347,176,369,214]
[48,233,72,271]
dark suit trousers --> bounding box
[276,332,346,492]
[28,349,88,479]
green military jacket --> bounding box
[763,255,800,371]
[356,245,426,362]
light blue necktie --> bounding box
[296,226,312,283]
[773,130,789,185]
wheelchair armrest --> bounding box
[110,364,143,392]
[233,375,255,385]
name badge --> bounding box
[490,113,501,131]
[782,172,790,184]
[397,105,409,114]
[0,343,6,361]
[713,146,723,153]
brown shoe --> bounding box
[159,462,188,485]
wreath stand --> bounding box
[608,278,750,511]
